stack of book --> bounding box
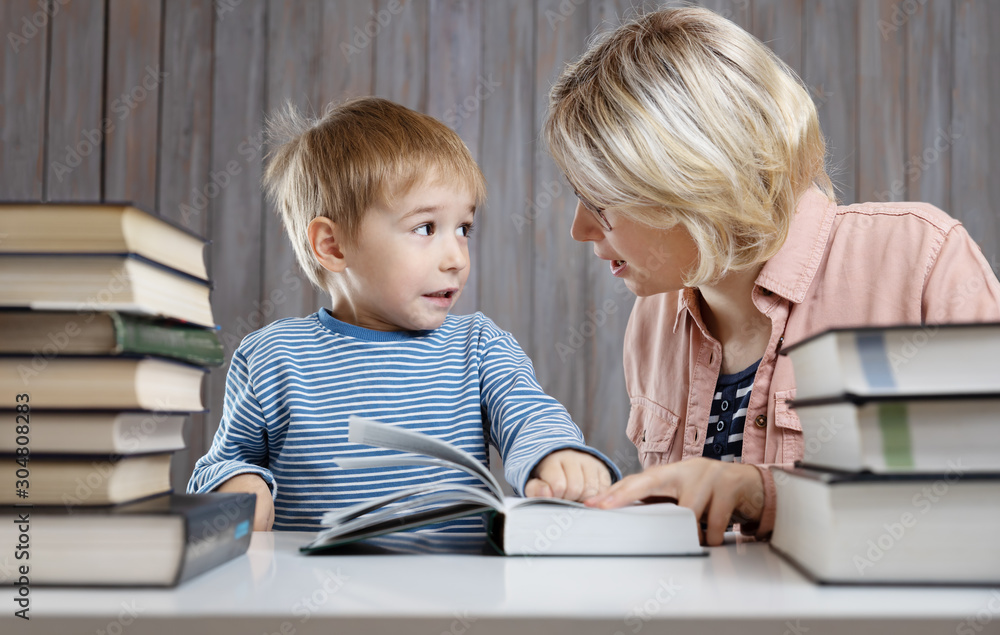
[770,324,1000,585]
[0,202,253,586]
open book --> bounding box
[300,416,704,556]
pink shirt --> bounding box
[622,187,1000,537]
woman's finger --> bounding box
[702,489,737,546]
[585,466,677,508]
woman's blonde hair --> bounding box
[544,7,834,286]
[263,97,487,290]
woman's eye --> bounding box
[414,223,434,236]
[457,223,475,238]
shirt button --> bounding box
[754,415,767,428]
[716,420,725,432]
[713,443,723,455]
[720,399,729,412]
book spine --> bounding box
[112,312,224,367]
[174,494,255,586]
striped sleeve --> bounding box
[478,320,622,492]
[186,347,277,497]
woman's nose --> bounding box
[570,201,603,243]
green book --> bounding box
[0,309,223,367]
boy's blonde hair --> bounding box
[544,7,834,286]
[263,97,487,290]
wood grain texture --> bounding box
[206,0,268,446]
[263,0,323,319]
[857,0,905,203]
[952,0,998,269]
[478,0,535,345]
[46,0,104,201]
[321,0,376,106]
[104,0,162,212]
[427,0,482,317]
[531,0,591,436]
[991,0,1000,279]
[158,0,213,495]
[906,0,951,211]
[0,0,49,200]
[803,0,858,204]
[158,0,213,232]
[373,0,427,112]
[751,0,804,75]
[699,0,751,29]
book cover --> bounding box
[0,493,255,586]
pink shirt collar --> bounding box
[674,187,837,333]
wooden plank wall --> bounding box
[3,0,999,489]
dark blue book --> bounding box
[0,493,255,586]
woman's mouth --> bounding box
[611,260,628,276]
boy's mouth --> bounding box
[423,288,459,307]
[424,289,457,298]
[611,260,628,276]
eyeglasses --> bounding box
[573,188,612,232]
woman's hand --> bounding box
[215,472,275,531]
[584,458,764,546]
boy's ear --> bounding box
[307,217,349,274]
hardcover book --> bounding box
[301,416,704,557]
[0,254,215,328]
[793,394,1000,473]
[0,356,206,411]
[0,410,187,455]
[0,453,172,505]
[781,323,1000,401]
[0,310,223,367]
[0,202,208,281]
[0,493,254,586]
[770,465,1000,585]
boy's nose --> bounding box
[570,202,602,243]
[441,236,469,272]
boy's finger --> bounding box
[580,462,606,499]
[524,478,552,498]
[537,461,568,499]
[599,465,613,490]
[562,459,587,501]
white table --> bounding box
[6,531,999,635]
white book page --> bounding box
[346,415,505,499]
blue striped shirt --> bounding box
[188,309,620,532]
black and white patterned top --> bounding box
[702,358,761,463]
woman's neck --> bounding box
[697,265,771,374]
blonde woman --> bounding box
[544,7,1000,545]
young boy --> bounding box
[188,97,620,532]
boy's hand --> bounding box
[525,449,613,501]
[215,473,275,531]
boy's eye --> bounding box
[414,223,434,236]
[457,223,475,238]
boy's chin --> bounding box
[401,313,450,332]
